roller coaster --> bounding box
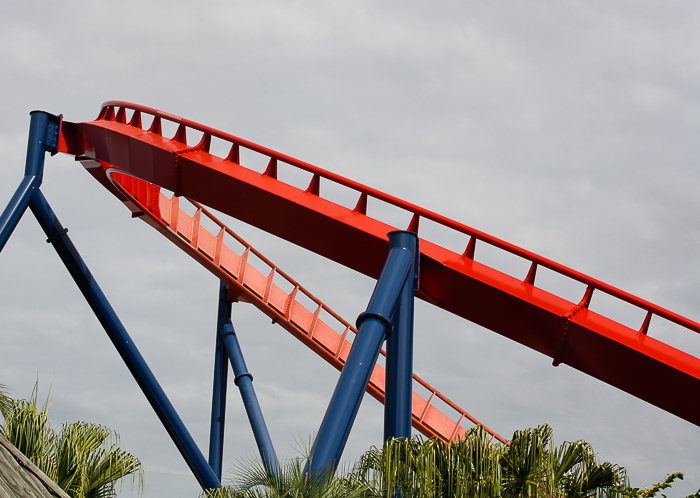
[1,104,699,490]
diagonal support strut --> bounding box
[308,230,419,477]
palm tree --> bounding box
[1,390,56,474]
[611,472,700,498]
[0,381,12,418]
[202,487,245,498]
[353,424,627,498]
[0,386,142,498]
[211,453,371,498]
[216,426,696,498]
[354,426,501,498]
[500,425,625,498]
[52,421,143,498]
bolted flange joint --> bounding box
[356,311,393,334]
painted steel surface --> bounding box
[216,282,279,474]
[1,111,221,490]
[58,102,700,427]
[208,292,228,481]
[98,166,502,443]
[28,189,221,490]
[310,230,418,475]
[384,232,418,442]
[0,112,60,252]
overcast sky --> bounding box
[2,1,700,496]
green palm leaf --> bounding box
[55,421,142,498]
[354,427,503,498]
[225,453,369,498]
[0,389,57,480]
[0,381,12,419]
[0,384,141,498]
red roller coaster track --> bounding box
[104,168,504,443]
[58,101,700,428]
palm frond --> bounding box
[500,425,553,498]
[353,427,503,498]
[0,383,141,498]
[0,381,12,420]
[201,487,246,498]
[56,422,142,498]
[229,452,370,498]
[1,391,57,480]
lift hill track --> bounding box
[58,101,700,428]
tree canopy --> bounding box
[209,425,699,498]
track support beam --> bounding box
[29,188,221,490]
[308,231,418,477]
[208,290,229,480]
[215,282,279,476]
[0,111,60,253]
[1,111,221,491]
[384,232,418,441]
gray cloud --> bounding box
[2,1,699,496]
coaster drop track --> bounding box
[2,103,700,489]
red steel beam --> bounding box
[59,102,700,427]
[96,167,505,443]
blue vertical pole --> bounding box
[0,111,60,253]
[28,189,221,490]
[307,231,418,477]
[208,283,229,480]
[384,232,418,441]
[218,283,279,475]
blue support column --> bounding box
[384,232,418,441]
[308,231,418,477]
[218,282,279,476]
[3,111,220,489]
[0,111,60,253]
[28,186,221,490]
[208,284,230,481]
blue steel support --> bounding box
[0,111,60,253]
[384,232,418,441]
[218,283,279,475]
[308,231,418,477]
[208,284,230,481]
[27,189,221,490]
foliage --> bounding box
[202,444,372,498]
[1,388,56,474]
[500,425,624,498]
[211,424,695,498]
[0,385,142,498]
[4,382,686,498]
[353,426,501,498]
[202,487,245,498]
[352,425,627,498]
[51,421,143,498]
[612,472,700,498]
[224,454,370,498]
[0,381,12,419]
